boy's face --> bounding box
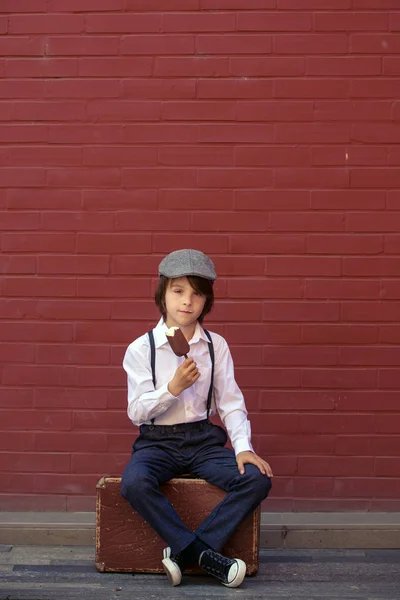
[164,277,206,331]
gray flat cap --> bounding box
[158,249,217,282]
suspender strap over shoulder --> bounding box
[147,328,215,425]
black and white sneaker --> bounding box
[199,549,246,588]
[161,547,182,586]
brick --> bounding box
[77,278,149,299]
[315,12,388,31]
[0,493,66,511]
[381,281,400,300]
[351,78,400,99]
[0,0,47,11]
[342,301,400,323]
[76,233,151,254]
[276,123,349,144]
[123,168,197,188]
[351,34,400,54]
[87,100,161,123]
[226,323,301,344]
[0,211,40,230]
[0,343,34,363]
[231,233,305,256]
[352,124,400,143]
[0,474,35,494]
[111,256,160,276]
[47,36,119,56]
[237,100,313,122]
[335,391,399,412]
[383,57,400,75]
[341,347,400,367]
[302,325,377,345]
[202,0,274,7]
[259,390,334,411]
[0,453,70,473]
[302,368,377,389]
[270,212,345,232]
[258,434,334,456]
[115,211,190,233]
[155,57,229,77]
[236,367,301,389]
[314,101,392,121]
[0,431,34,451]
[263,302,339,322]
[299,457,374,477]
[308,56,381,76]
[192,212,267,232]
[199,123,273,143]
[196,34,271,55]
[74,410,129,431]
[71,453,127,474]
[163,13,236,32]
[275,78,349,98]
[0,410,71,430]
[0,255,36,275]
[48,125,123,145]
[83,146,157,168]
[45,79,121,99]
[347,212,400,232]
[123,78,195,99]
[79,57,153,77]
[235,146,309,167]
[67,495,96,511]
[124,123,197,143]
[86,13,162,33]
[380,325,400,343]
[334,478,400,499]
[344,257,400,277]
[3,277,75,298]
[0,37,45,56]
[305,280,380,299]
[198,168,272,189]
[35,388,108,409]
[126,0,198,7]
[159,146,233,167]
[82,190,157,211]
[9,14,84,34]
[238,12,311,31]
[111,301,158,321]
[263,346,337,366]
[294,499,369,511]
[251,414,299,435]
[121,34,194,55]
[49,0,124,9]
[351,169,400,189]
[76,366,124,388]
[387,192,400,210]
[162,101,236,122]
[0,169,45,188]
[0,389,33,409]
[2,232,74,253]
[375,458,400,478]
[379,370,400,389]
[230,346,263,367]
[235,190,310,211]
[228,278,302,299]
[38,255,109,277]
[159,190,233,210]
[0,101,12,120]
[209,302,262,323]
[153,233,229,254]
[0,299,38,319]
[212,256,265,276]
[5,58,78,78]
[231,57,305,77]
[6,146,81,167]
[388,147,400,165]
[268,256,341,277]
[33,474,97,495]
[354,0,397,6]
[41,211,114,231]
[311,190,386,210]
[385,234,400,254]
[13,101,85,122]
[307,234,383,255]
[197,79,273,99]
[273,34,348,54]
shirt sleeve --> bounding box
[123,340,178,425]
[212,336,254,456]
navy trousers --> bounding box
[121,420,272,557]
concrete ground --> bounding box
[1,545,400,600]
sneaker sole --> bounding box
[223,558,246,588]
[162,557,182,587]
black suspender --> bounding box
[147,328,215,424]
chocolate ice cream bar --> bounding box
[165,326,190,358]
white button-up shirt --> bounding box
[123,318,253,455]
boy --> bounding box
[121,249,272,588]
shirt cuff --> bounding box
[233,439,254,456]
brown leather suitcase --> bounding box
[95,476,260,575]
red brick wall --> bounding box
[1,1,399,512]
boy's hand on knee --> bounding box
[168,358,200,397]
[236,451,273,478]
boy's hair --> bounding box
[155,275,214,324]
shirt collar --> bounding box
[153,317,209,349]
